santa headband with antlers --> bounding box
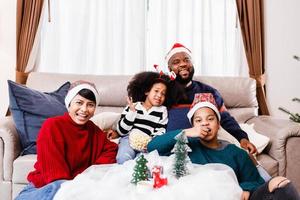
[153,64,176,81]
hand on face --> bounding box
[184,126,213,139]
[187,107,220,141]
[198,126,213,139]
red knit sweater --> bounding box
[28,113,118,188]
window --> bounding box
[37,0,248,76]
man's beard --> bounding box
[175,66,195,86]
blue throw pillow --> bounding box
[8,80,70,155]
[167,105,192,132]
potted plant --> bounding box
[278,98,300,123]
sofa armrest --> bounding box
[247,115,300,176]
[0,116,21,181]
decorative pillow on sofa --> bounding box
[8,80,70,155]
[218,127,241,147]
[239,123,270,154]
[91,112,121,130]
[218,123,270,154]
[91,112,121,144]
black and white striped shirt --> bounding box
[117,102,168,137]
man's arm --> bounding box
[220,111,257,154]
[220,111,248,141]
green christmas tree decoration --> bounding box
[278,98,300,123]
[172,131,192,179]
[131,154,150,184]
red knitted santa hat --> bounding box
[165,43,192,64]
[187,93,221,123]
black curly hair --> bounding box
[127,71,187,108]
[78,89,96,103]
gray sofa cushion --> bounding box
[12,155,36,184]
[257,154,278,177]
[8,80,70,155]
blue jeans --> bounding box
[15,180,65,200]
[257,165,272,182]
[116,136,139,164]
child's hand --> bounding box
[106,129,120,140]
[184,127,202,137]
[127,96,136,112]
[199,126,212,139]
[184,126,211,138]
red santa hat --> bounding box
[65,80,100,108]
[165,43,192,64]
[187,93,221,123]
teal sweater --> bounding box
[147,129,265,192]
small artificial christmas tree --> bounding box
[278,98,300,123]
[131,154,150,184]
[172,131,191,178]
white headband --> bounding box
[64,83,100,108]
[187,101,221,124]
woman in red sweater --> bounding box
[16,80,118,200]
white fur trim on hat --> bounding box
[165,44,192,64]
[64,83,100,108]
[187,101,221,124]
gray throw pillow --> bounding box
[8,80,70,155]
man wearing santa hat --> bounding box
[165,43,257,154]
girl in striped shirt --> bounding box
[107,71,184,164]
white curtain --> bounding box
[37,0,248,76]
[37,0,146,75]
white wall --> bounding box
[0,0,16,116]
[265,0,300,119]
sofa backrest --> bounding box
[195,76,258,122]
[26,72,258,122]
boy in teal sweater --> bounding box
[147,98,299,200]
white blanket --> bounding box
[54,151,242,200]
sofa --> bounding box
[0,72,299,200]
